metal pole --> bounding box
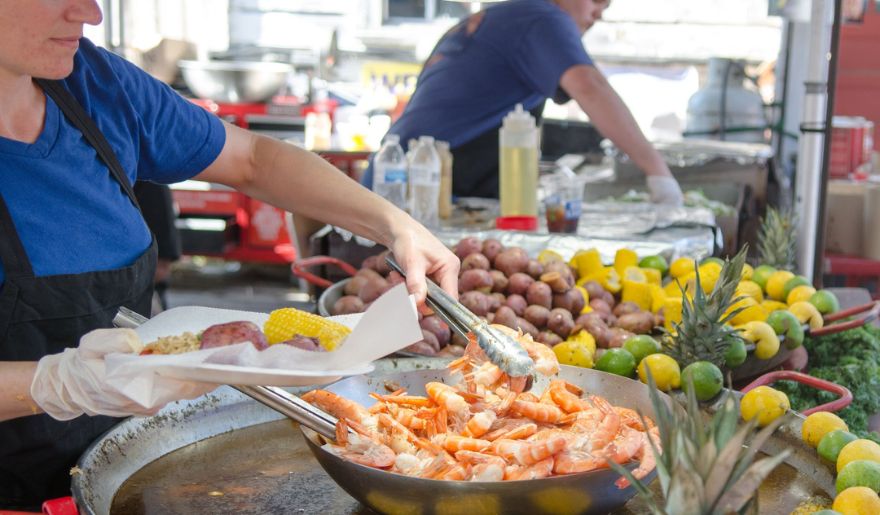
[794,0,834,279]
[812,0,843,286]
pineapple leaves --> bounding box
[758,207,798,271]
[664,460,705,515]
[714,450,792,514]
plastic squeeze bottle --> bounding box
[435,140,454,219]
[499,104,539,221]
[409,136,441,228]
[372,134,408,211]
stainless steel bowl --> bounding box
[317,278,349,317]
[178,60,293,103]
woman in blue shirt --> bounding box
[0,1,459,508]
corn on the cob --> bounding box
[264,308,351,351]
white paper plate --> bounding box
[152,362,375,387]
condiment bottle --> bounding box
[499,104,539,221]
[435,140,453,219]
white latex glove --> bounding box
[31,328,217,421]
[646,175,684,206]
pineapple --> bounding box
[611,372,791,515]
[758,207,798,271]
[662,248,748,369]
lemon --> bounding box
[838,440,880,473]
[727,297,768,326]
[670,257,696,279]
[739,320,781,360]
[761,299,789,313]
[802,411,849,448]
[568,329,597,354]
[570,248,603,278]
[553,338,595,369]
[752,264,777,290]
[790,301,825,330]
[614,248,639,276]
[741,386,789,427]
[766,270,796,300]
[788,284,818,306]
[664,278,686,297]
[637,354,681,392]
[741,263,754,281]
[537,249,564,264]
[736,280,764,302]
[783,275,813,299]
[833,486,880,515]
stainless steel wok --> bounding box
[178,60,293,103]
[73,358,835,515]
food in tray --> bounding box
[303,324,660,484]
[141,307,350,355]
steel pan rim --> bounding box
[178,59,294,73]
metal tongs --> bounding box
[384,256,535,378]
[112,308,344,441]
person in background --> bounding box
[0,0,459,509]
[133,181,181,313]
[362,0,683,205]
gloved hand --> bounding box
[646,175,684,206]
[31,328,217,421]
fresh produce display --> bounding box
[757,206,798,271]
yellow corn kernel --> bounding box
[264,307,351,350]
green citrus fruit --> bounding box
[701,256,724,267]
[724,338,748,368]
[783,275,812,300]
[812,511,842,515]
[595,348,637,377]
[638,255,669,276]
[810,290,841,315]
[819,430,860,463]
[837,459,880,494]
[766,309,805,349]
[803,411,849,448]
[752,265,777,290]
[681,361,724,401]
[623,335,661,364]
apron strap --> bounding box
[34,78,142,211]
[0,196,34,277]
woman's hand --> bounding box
[30,329,216,420]
[387,219,460,312]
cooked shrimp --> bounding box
[464,410,497,438]
[486,422,538,441]
[302,390,374,427]
[491,435,567,466]
[511,399,564,424]
[455,450,507,482]
[505,457,555,480]
[327,418,395,469]
[548,380,592,413]
[441,434,491,453]
[616,406,655,431]
[490,324,560,376]
[426,382,470,418]
[616,427,660,489]
[553,450,607,474]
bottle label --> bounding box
[384,167,407,183]
[564,199,582,220]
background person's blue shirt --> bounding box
[0,38,226,286]
[362,0,593,191]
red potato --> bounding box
[576,313,611,348]
[279,335,323,352]
[537,330,563,347]
[359,277,390,303]
[487,293,505,312]
[419,330,441,352]
[526,281,553,309]
[540,272,569,293]
[525,260,544,279]
[344,275,368,296]
[490,270,509,293]
[524,304,551,328]
[451,332,469,347]
[361,255,381,272]
[482,239,504,264]
[459,269,494,294]
[405,340,437,356]
[454,237,483,260]
[460,291,491,316]
[200,321,268,351]
[333,295,365,315]
[613,301,641,318]
[600,290,616,308]
[582,280,605,301]
[615,312,655,335]
[462,252,491,271]
[547,308,575,339]
[494,248,529,277]
[553,288,584,315]
[374,250,393,275]
[589,298,612,315]
[543,261,575,288]
[514,317,539,339]
[654,312,665,328]
[437,344,465,358]
[493,306,519,329]
[387,270,405,286]
[419,316,451,347]
[504,294,528,317]
[506,273,535,296]
[608,328,635,348]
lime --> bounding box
[783,275,812,300]
[819,430,860,463]
[681,361,723,401]
[812,511,842,515]
[838,440,880,473]
[833,486,880,515]
[837,460,880,494]
[724,337,747,368]
[802,411,849,448]
[701,256,724,267]
[639,255,669,277]
[740,386,789,427]
[766,309,805,349]
[623,335,661,364]
[595,348,637,377]
[669,257,696,279]
[752,265,777,290]
[637,354,681,392]
[766,270,796,300]
[811,290,842,315]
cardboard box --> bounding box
[824,180,867,255]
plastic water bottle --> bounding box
[372,134,408,211]
[409,135,441,228]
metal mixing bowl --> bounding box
[178,60,293,103]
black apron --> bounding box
[0,79,156,510]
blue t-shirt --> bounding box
[0,38,226,286]
[362,0,593,188]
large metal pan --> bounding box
[301,365,658,515]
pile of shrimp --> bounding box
[302,325,660,488]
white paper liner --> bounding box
[103,283,422,388]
